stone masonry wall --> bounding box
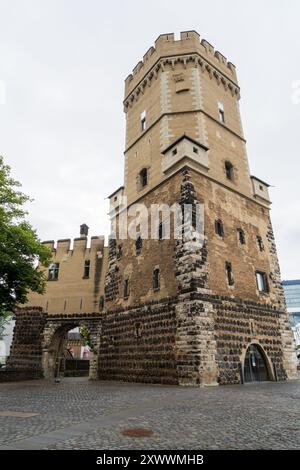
[98,300,178,385]
[5,307,47,379]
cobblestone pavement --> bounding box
[0,376,299,450]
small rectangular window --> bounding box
[48,262,59,280]
[83,260,90,278]
[225,262,234,286]
[193,146,199,154]
[257,236,264,252]
[237,228,246,245]
[153,268,160,291]
[256,271,269,293]
[141,111,146,131]
[218,102,225,123]
[215,219,224,237]
[124,279,130,299]
[158,222,164,240]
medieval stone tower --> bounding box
[103,31,298,385]
[13,31,297,386]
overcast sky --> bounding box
[0,0,299,279]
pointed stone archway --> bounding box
[42,315,102,380]
[243,343,273,383]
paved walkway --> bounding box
[0,377,299,449]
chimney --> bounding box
[80,223,89,238]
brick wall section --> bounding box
[98,300,178,385]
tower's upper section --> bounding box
[119,30,270,208]
[124,31,238,102]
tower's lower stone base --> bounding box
[2,300,298,385]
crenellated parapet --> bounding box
[25,231,109,315]
[124,30,239,110]
[42,236,105,258]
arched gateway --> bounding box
[244,344,271,383]
[6,308,102,381]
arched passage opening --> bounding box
[244,344,271,383]
[42,321,99,381]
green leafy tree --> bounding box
[0,156,51,314]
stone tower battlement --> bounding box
[124,30,238,100]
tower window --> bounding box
[153,268,160,291]
[257,235,264,252]
[172,148,177,156]
[237,228,246,245]
[193,146,199,154]
[99,296,104,310]
[141,111,146,131]
[218,102,225,123]
[158,222,164,240]
[117,244,123,259]
[83,259,90,278]
[225,262,234,286]
[48,262,59,280]
[124,279,130,299]
[139,168,148,187]
[225,161,234,180]
[215,219,224,237]
[256,271,269,293]
[136,235,142,255]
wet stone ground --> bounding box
[0,376,299,450]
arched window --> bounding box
[139,168,148,187]
[225,161,234,181]
[215,219,224,237]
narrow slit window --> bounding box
[153,268,160,291]
[226,262,234,286]
[237,228,246,245]
[141,111,146,132]
[215,219,224,237]
[158,222,164,240]
[257,235,264,252]
[218,102,225,123]
[225,161,234,181]
[83,259,90,278]
[139,168,148,188]
[124,279,130,299]
[136,235,142,255]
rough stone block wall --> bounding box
[6,307,46,378]
[98,300,178,384]
[211,295,287,384]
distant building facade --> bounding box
[283,280,300,347]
